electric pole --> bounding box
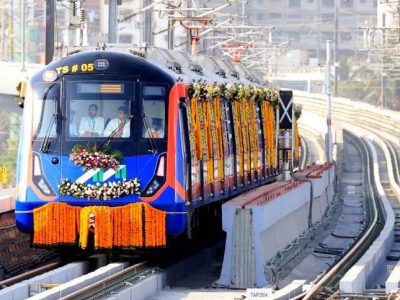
[108,0,117,43]
[45,0,55,64]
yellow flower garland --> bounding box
[233,101,244,178]
[33,202,167,249]
[190,98,202,161]
[294,119,300,161]
[213,98,224,181]
[249,99,259,172]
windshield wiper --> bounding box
[141,113,157,154]
[40,112,57,153]
[40,86,58,153]
[99,115,133,150]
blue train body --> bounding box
[15,49,286,245]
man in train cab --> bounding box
[103,106,131,138]
[79,104,104,137]
[145,117,164,138]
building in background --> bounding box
[247,0,376,64]
[377,0,400,46]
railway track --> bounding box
[287,132,384,299]
[0,210,59,281]
[59,261,151,300]
[293,92,400,298]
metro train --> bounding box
[15,48,299,249]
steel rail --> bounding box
[300,136,308,170]
[60,261,148,300]
[291,132,381,299]
[0,261,62,288]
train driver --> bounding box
[79,104,104,137]
[103,106,131,138]
[144,117,164,138]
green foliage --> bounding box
[0,113,21,186]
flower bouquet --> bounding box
[70,143,123,171]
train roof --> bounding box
[40,46,265,87]
[31,50,176,85]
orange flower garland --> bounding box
[294,119,300,161]
[249,99,259,172]
[33,202,80,246]
[34,202,167,249]
[190,97,202,161]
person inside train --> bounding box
[79,104,104,137]
[103,106,131,138]
[144,117,164,138]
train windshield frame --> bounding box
[60,74,136,156]
[32,82,61,140]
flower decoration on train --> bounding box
[58,178,140,200]
[237,84,245,100]
[70,143,124,171]
[265,87,279,107]
[294,104,303,119]
[225,83,238,101]
[189,80,207,100]
[188,81,280,104]
[244,86,253,99]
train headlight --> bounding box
[33,153,55,196]
[141,154,166,197]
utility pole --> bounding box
[9,0,13,61]
[144,0,152,47]
[334,6,338,96]
[168,17,174,50]
[21,0,25,71]
[45,0,55,64]
[108,0,117,43]
[325,40,333,163]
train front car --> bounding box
[15,51,187,249]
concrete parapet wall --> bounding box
[339,138,395,293]
[217,163,335,288]
[0,262,89,300]
[0,189,15,213]
[28,262,128,300]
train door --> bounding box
[210,97,224,198]
[221,99,235,194]
[231,100,244,190]
[185,98,202,201]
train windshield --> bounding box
[32,82,60,139]
[65,80,133,140]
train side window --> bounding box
[141,85,166,139]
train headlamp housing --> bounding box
[32,153,56,196]
[141,154,166,197]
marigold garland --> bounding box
[213,98,224,181]
[33,202,81,246]
[33,202,166,249]
[294,119,301,162]
[187,81,282,179]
